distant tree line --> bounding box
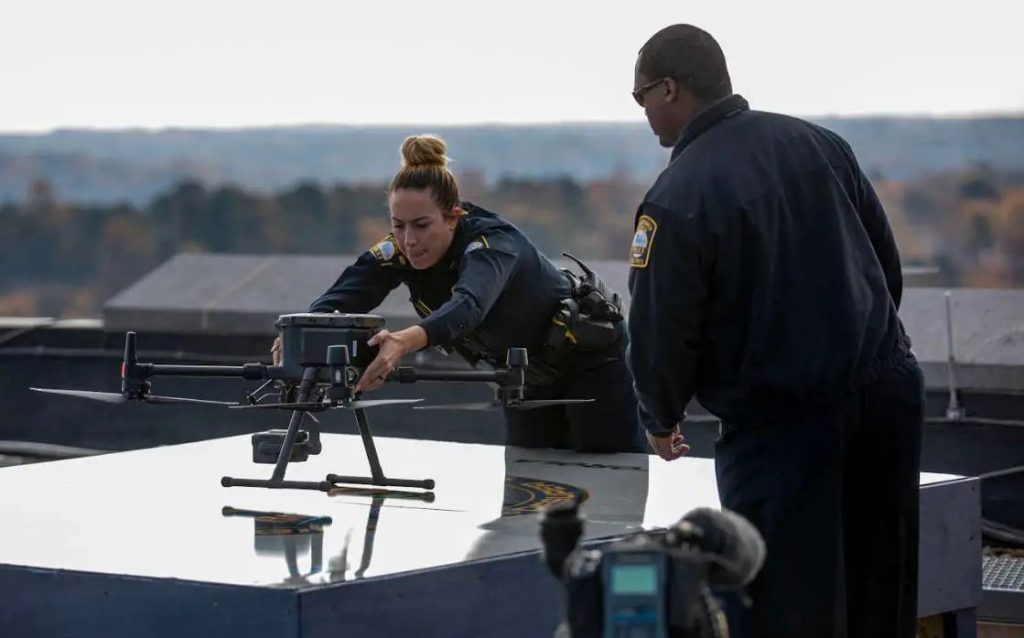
[0,165,1021,318]
[0,172,646,317]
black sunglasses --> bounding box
[632,78,667,106]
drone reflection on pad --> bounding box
[222,484,432,586]
[222,506,333,587]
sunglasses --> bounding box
[632,78,667,107]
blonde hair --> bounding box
[389,134,460,212]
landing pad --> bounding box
[0,434,980,637]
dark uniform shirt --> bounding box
[628,94,908,435]
[309,202,572,372]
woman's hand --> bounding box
[355,326,428,393]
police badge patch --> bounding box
[630,215,658,268]
[370,237,397,262]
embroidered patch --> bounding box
[370,238,397,262]
[630,214,658,268]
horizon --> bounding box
[3,109,1023,137]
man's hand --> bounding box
[646,424,690,461]
[271,336,282,366]
[355,326,428,393]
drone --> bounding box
[31,313,592,494]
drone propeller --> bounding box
[414,399,595,411]
[144,395,239,406]
[347,399,424,409]
[413,401,496,412]
[231,399,422,412]
[231,401,326,412]
[30,387,237,406]
[30,388,126,404]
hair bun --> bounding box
[400,135,449,168]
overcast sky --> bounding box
[1,0,1020,132]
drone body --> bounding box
[275,313,383,384]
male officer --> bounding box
[626,25,924,638]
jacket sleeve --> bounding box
[308,246,404,314]
[855,170,903,309]
[627,202,713,436]
[828,132,904,310]
[418,232,521,347]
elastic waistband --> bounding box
[860,332,913,386]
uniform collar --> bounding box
[670,93,749,160]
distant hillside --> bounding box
[1,117,1022,204]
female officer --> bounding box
[273,135,643,453]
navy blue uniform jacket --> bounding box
[628,94,908,435]
[309,202,571,368]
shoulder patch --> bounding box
[629,214,658,268]
[370,236,399,263]
[464,235,490,254]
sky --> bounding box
[0,0,1021,132]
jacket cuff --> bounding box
[417,317,444,349]
[637,403,675,436]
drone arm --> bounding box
[390,347,527,389]
[146,363,270,380]
[121,331,274,391]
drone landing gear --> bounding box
[222,408,433,492]
[325,408,435,491]
[222,368,434,493]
